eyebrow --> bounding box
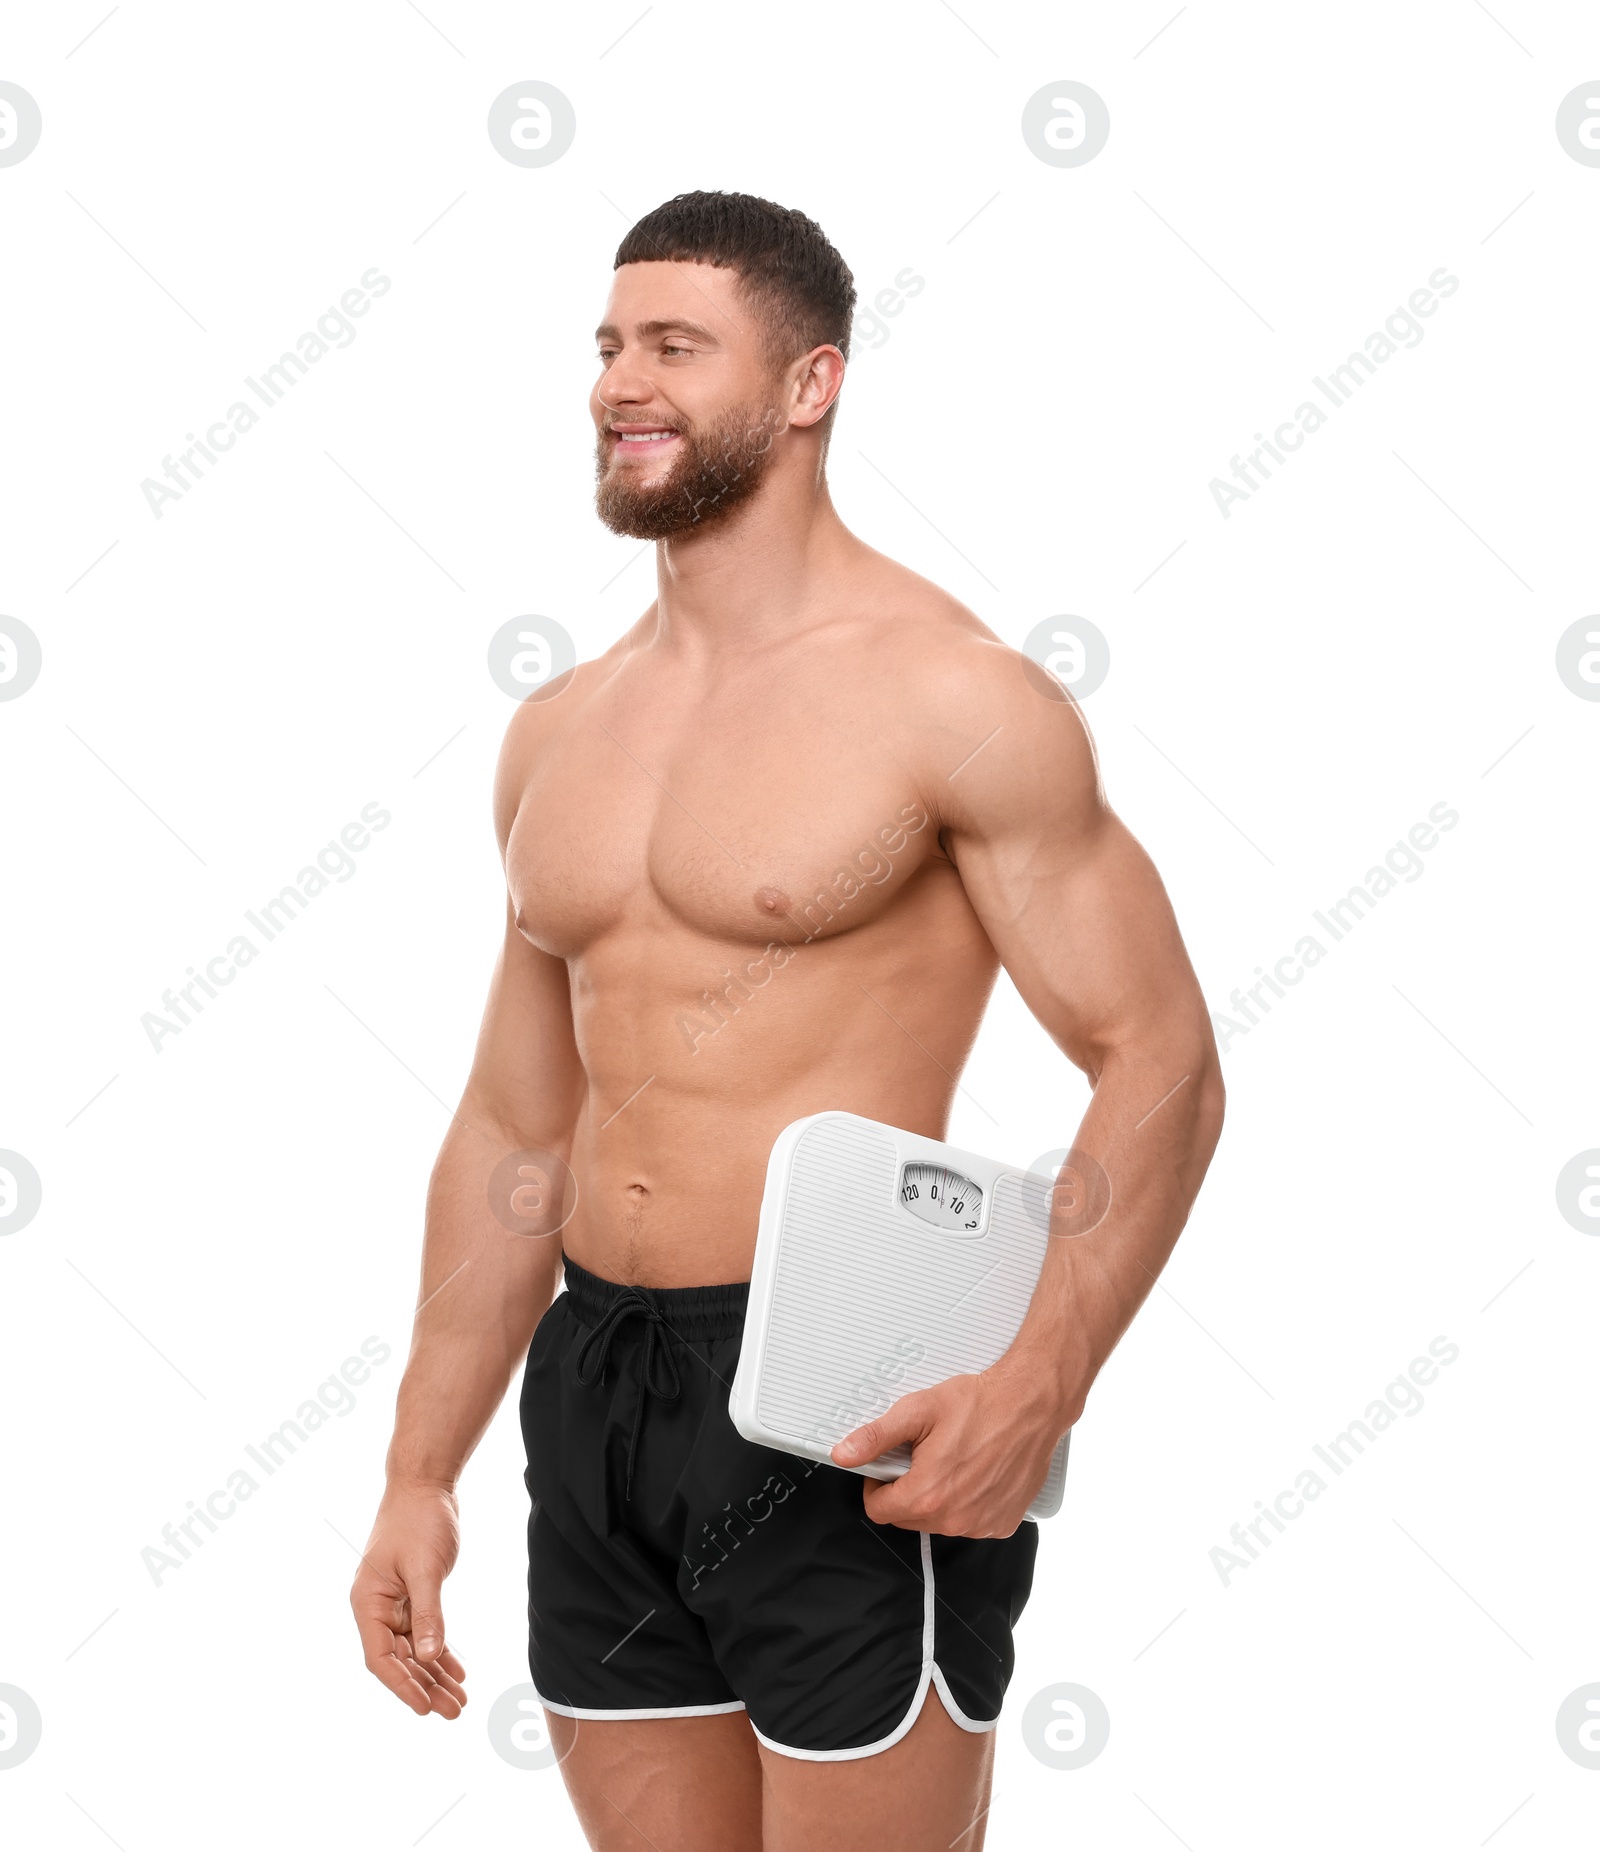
[594,318,722,345]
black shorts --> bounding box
[519,1256,1038,1761]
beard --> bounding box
[594,399,783,539]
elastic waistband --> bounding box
[561,1255,750,1343]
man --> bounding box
[352,190,1223,1851]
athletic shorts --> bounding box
[519,1256,1038,1761]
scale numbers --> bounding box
[899,1161,983,1232]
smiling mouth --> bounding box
[610,426,681,454]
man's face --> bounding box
[592,262,788,540]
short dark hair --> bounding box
[614,189,856,395]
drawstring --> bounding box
[573,1287,683,1501]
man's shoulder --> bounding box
[848,554,1098,830]
[847,553,1027,695]
[849,553,1072,739]
[490,631,637,851]
[498,609,652,750]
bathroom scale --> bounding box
[729,1111,1071,1522]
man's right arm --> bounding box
[350,700,586,1719]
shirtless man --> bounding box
[351,191,1224,1851]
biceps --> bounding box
[462,903,584,1140]
[963,813,1202,1066]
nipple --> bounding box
[753,886,792,916]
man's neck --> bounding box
[647,470,859,652]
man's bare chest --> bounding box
[506,695,938,959]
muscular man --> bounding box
[352,191,1223,1851]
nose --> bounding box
[596,343,654,414]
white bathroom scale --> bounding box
[729,1111,1071,1521]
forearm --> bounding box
[384,1104,571,1491]
[994,1033,1225,1429]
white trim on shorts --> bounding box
[748,1532,1002,1763]
[535,1534,1001,1756]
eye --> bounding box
[662,343,692,357]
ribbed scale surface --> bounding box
[753,1117,1068,1518]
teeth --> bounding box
[617,430,674,441]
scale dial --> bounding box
[899,1160,984,1232]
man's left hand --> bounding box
[830,1369,1076,1538]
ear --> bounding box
[787,345,846,430]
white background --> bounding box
[2,2,1597,1847]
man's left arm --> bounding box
[833,657,1225,1535]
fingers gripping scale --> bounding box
[730,1112,1071,1522]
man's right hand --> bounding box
[350,1482,468,1719]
